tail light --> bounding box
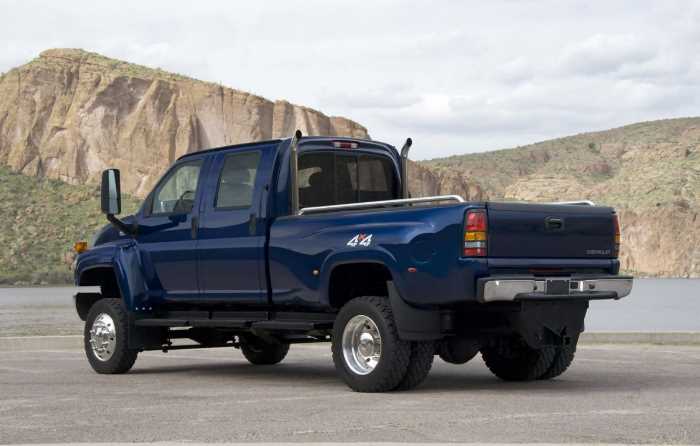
[463,209,487,257]
[613,213,621,257]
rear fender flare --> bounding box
[319,248,403,308]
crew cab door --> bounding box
[136,156,207,300]
[196,146,275,305]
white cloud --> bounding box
[1,0,699,159]
[558,34,656,76]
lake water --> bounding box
[0,278,698,336]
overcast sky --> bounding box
[3,0,700,159]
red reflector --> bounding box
[464,247,487,257]
[466,209,487,232]
[333,141,358,149]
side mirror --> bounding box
[101,169,122,215]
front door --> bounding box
[136,157,205,301]
[196,147,272,305]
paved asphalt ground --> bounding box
[1,343,699,444]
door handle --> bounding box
[191,216,199,239]
[545,217,564,232]
[248,213,257,236]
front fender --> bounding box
[75,240,149,312]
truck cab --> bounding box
[74,132,632,392]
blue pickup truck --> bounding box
[73,131,633,392]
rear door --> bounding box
[196,145,275,305]
[486,202,617,259]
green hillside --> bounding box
[0,166,140,285]
[424,117,700,210]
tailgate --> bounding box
[486,202,616,259]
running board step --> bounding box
[134,311,336,330]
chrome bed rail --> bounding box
[546,200,596,206]
[298,195,465,215]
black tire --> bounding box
[395,341,434,391]
[538,338,578,380]
[84,298,138,374]
[240,338,290,365]
[481,337,556,381]
[438,337,480,365]
[332,296,411,392]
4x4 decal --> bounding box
[347,233,373,247]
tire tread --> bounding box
[481,338,556,381]
[395,341,434,390]
[538,340,577,380]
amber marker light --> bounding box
[73,241,88,254]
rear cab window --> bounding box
[298,152,397,209]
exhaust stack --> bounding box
[400,138,412,199]
[289,129,303,215]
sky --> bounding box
[2,0,700,160]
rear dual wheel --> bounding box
[332,296,434,392]
[481,336,578,381]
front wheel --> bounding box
[84,298,138,374]
[332,296,411,392]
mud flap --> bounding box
[127,314,166,350]
[387,281,448,341]
[507,301,589,349]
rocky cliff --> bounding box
[0,49,368,196]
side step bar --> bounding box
[134,311,336,331]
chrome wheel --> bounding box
[89,313,116,362]
[342,314,382,375]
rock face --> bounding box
[0,49,368,196]
[407,161,484,200]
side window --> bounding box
[215,151,261,209]
[151,161,202,215]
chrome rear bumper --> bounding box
[477,275,633,303]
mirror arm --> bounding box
[106,214,137,236]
